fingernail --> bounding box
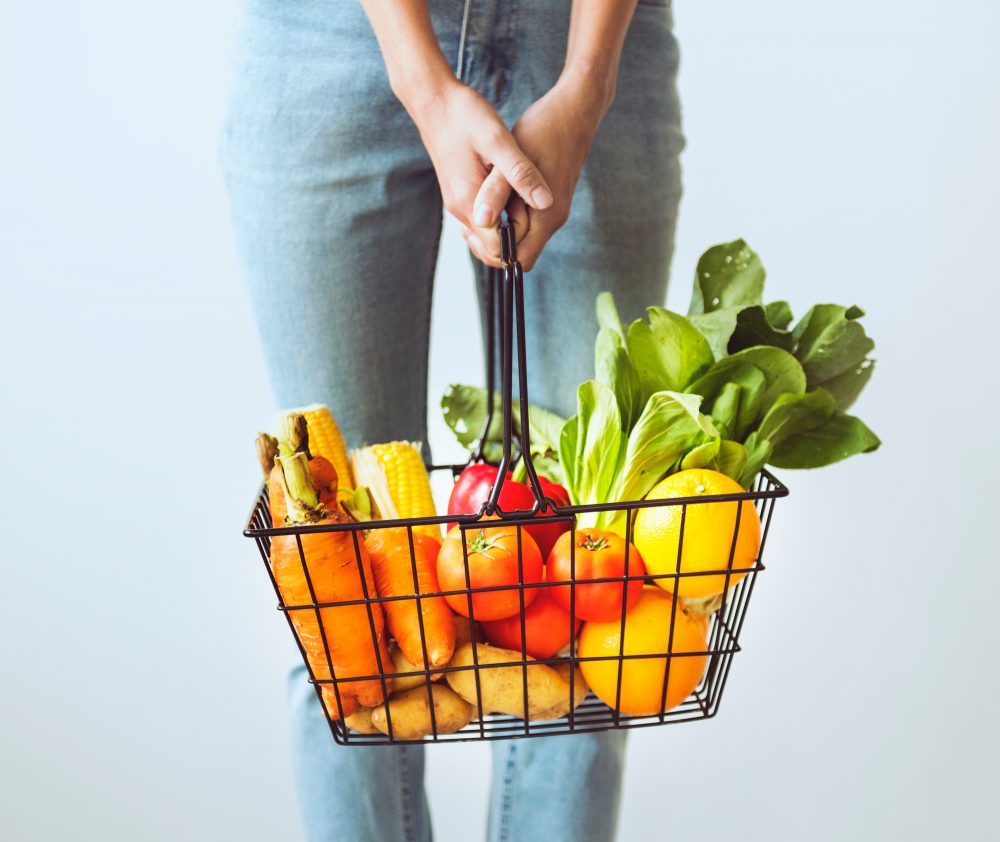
[531,186,553,209]
[473,203,493,226]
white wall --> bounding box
[1,1,997,840]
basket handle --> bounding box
[472,221,554,517]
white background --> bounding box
[2,1,999,840]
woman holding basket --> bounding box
[223,1,683,839]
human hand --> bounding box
[403,80,554,267]
[465,76,609,271]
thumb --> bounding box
[471,167,512,229]
[490,135,553,211]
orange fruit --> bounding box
[579,586,708,716]
[632,469,761,599]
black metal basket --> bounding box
[243,223,788,746]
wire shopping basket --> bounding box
[244,224,788,746]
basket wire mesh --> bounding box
[243,223,788,745]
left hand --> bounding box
[463,76,610,271]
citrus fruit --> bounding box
[579,586,708,716]
[632,468,761,599]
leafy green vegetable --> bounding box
[738,432,774,488]
[595,291,627,338]
[688,309,739,360]
[791,304,875,409]
[679,438,748,481]
[598,391,715,527]
[441,384,566,462]
[756,389,837,448]
[559,381,625,509]
[770,413,880,468]
[443,237,880,505]
[688,347,806,437]
[729,304,794,353]
[595,328,642,431]
[765,300,794,329]
[817,359,875,412]
[689,239,766,315]
[626,308,714,403]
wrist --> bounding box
[389,57,460,122]
[557,57,619,119]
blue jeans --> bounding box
[223,1,682,839]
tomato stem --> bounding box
[466,527,513,560]
[578,532,610,552]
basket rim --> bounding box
[243,466,788,538]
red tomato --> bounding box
[538,476,570,508]
[447,464,570,558]
[436,523,543,621]
[481,575,582,659]
[546,529,646,622]
[528,475,572,559]
[447,464,535,522]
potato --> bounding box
[530,663,589,722]
[344,707,379,735]
[370,684,472,739]
[445,643,578,720]
[389,644,443,693]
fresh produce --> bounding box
[362,527,456,669]
[436,523,543,621]
[257,425,338,513]
[351,441,440,539]
[481,576,581,659]
[267,451,392,716]
[293,404,354,502]
[370,684,473,739]
[446,463,570,557]
[529,662,590,721]
[441,385,567,482]
[454,615,484,648]
[528,475,572,558]
[345,707,379,734]
[441,239,880,529]
[634,469,761,598]
[446,643,584,721]
[579,586,708,716]
[389,645,438,693]
[447,463,535,518]
[545,529,646,621]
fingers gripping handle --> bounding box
[477,221,552,517]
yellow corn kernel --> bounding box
[292,404,354,499]
[352,442,440,539]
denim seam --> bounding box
[419,203,444,462]
[497,741,518,842]
[400,748,417,842]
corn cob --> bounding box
[286,404,354,501]
[351,442,440,539]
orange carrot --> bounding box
[364,528,456,669]
[266,452,392,717]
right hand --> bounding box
[404,81,553,267]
